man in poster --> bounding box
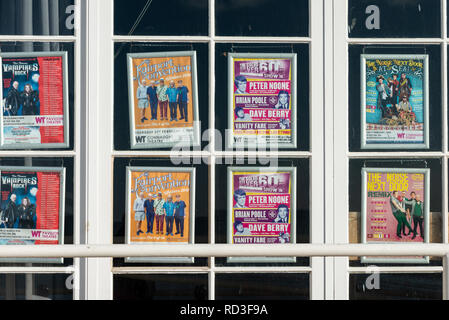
[275,91,290,110]
[167,81,178,122]
[399,72,413,102]
[3,194,18,229]
[163,195,176,236]
[274,204,289,223]
[154,192,166,235]
[137,81,149,123]
[5,81,20,116]
[147,80,159,121]
[157,79,169,121]
[411,194,424,239]
[133,192,145,236]
[174,194,186,237]
[177,80,189,122]
[233,189,247,209]
[144,193,155,234]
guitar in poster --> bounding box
[361,54,429,149]
[0,52,69,149]
[228,53,297,149]
[0,167,65,263]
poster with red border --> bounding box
[0,52,69,149]
[0,166,65,264]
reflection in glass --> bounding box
[348,0,440,38]
[114,0,208,36]
[0,0,74,36]
[215,0,309,37]
[0,274,73,300]
[350,273,442,300]
[114,274,208,300]
[215,273,309,300]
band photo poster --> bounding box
[0,52,70,149]
[125,167,196,263]
[227,167,297,263]
[228,53,298,149]
[127,51,200,150]
[0,166,66,263]
[361,168,430,264]
[361,54,429,149]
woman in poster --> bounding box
[21,84,39,116]
[17,197,36,230]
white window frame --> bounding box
[331,0,449,300]
[83,0,326,300]
[5,0,448,301]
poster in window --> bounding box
[125,167,196,263]
[0,166,65,264]
[0,52,69,149]
[227,167,297,263]
[361,168,430,264]
[361,54,429,149]
[228,53,298,149]
[127,51,200,150]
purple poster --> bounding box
[230,55,296,147]
[231,171,293,245]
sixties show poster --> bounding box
[361,168,430,264]
[227,167,297,263]
[0,52,69,149]
[0,167,65,263]
[127,51,200,150]
[361,54,429,149]
[228,53,297,149]
[126,167,196,263]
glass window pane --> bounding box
[0,42,75,151]
[214,159,310,267]
[113,158,209,267]
[349,159,442,267]
[0,157,74,268]
[348,0,441,38]
[350,273,442,300]
[0,0,75,36]
[214,43,310,152]
[114,274,208,300]
[114,0,208,36]
[215,273,309,300]
[348,45,442,152]
[113,42,209,151]
[215,0,309,37]
[0,274,73,300]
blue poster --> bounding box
[363,55,428,148]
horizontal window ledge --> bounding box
[1,244,449,259]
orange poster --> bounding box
[127,168,194,245]
[127,51,200,149]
